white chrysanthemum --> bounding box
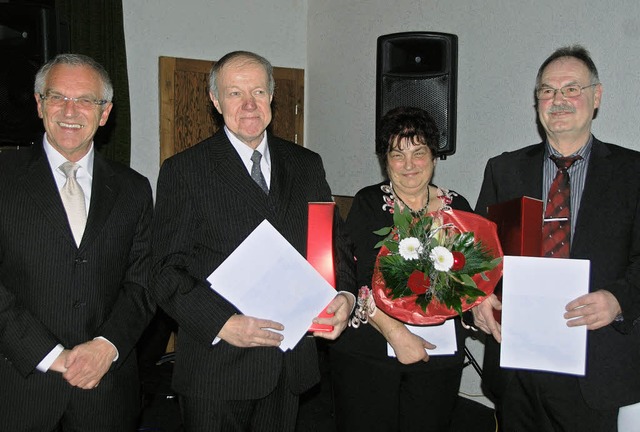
[430,246,454,271]
[398,237,423,260]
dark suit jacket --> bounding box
[0,142,155,426]
[475,137,640,409]
[151,130,355,400]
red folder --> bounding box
[487,196,543,257]
[487,196,543,322]
[307,202,336,332]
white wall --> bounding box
[123,0,640,409]
[307,0,640,201]
[125,0,640,202]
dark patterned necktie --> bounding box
[250,150,269,194]
[541,155,582,258]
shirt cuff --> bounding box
[36,344,65,372]
[94,337,119,362]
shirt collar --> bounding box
[42,134,95,179]
[545,135,593,161]
[223,126,270,167]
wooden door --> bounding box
[159,56,304,164]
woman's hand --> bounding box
[386,325,435,364]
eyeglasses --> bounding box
[535,83,599,100]
[39,92,108,109]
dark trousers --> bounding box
[0,364,140,432]
[330,349,462,432]
[501,370,618,432]
[179,368,298,432]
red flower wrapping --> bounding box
[372,209,503,325]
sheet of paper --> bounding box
[207,220,337,351]
[387,319,457,357]
[500,255,589,375]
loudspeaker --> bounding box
[376,32,458,158]
[0,3,63,147]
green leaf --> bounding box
[387,242,399,254]
[373,226,392,237]
[459,273,478,288]
[392,203,413,231]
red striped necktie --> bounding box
[541,155,582,258]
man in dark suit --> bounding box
[473,45,640,431]
[151,50,355,431]
[0,54,155,431]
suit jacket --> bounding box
[475,137,640,409]
[151,130,355,400]
[0,142,155,426]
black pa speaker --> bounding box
[376,32,458,158]
[0,3,63,147]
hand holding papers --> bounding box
[387,319,457,358]
[500,256,589,376]
[207,220,337,351]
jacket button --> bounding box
[73,301,86,309]
[74,257,87,264]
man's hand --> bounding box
[49,349,70,374]
[472,293,502,342]
[312,293,355,340]
[386,326,435,364]
[565,290,621,330]
[218,315,284,348]
[63,339,117,389]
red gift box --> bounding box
[306,202,336,332]
[487,196,543,257]
[487,196,543,322]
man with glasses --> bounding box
[473,45,640,430]
[0,53,154,430]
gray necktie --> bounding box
[59,161,87,246]
[250,150,269,194]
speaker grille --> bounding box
[376,32,457,157]
[381,74,450,152]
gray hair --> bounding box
[535,45,600,89]
[208,51,275,99]
[34,53,114,102]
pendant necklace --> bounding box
[392,184,431,217]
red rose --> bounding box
[407,270,431,295]
[451,251,466,271]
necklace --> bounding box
[392,184,431,217]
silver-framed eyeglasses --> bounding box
[39,92,108,109]
[536,83,599,100]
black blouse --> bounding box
[331,181,473,370]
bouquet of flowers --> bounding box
[372,203,503,325]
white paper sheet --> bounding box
[387,319,457,357]
[500,255,589,375]
[207,220,337,351]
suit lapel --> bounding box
[207,131,281,218]
[80,154,119,250]
[516,144,546,200]
[266,135,294,223]
[19,144,76,244]
[572,139,613,252]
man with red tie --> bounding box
[473,45,640,431]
